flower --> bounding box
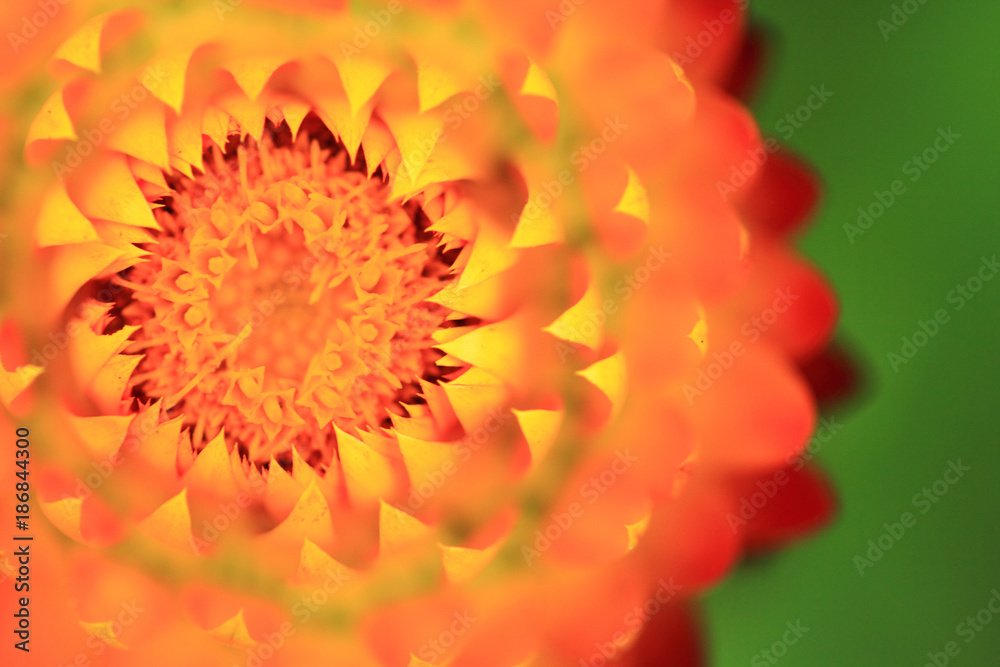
[0,0,838,665]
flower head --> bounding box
[0,1,837,665]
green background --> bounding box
[707,2,1000,666]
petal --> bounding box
[512,408,562,467]
[35,181,100,247]
[137,489,197,553]
[735,464,836,553]
[335,424,396,503]
[25,88,76,163]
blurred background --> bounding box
[707,2,1000,665]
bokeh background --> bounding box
[708,2,1000,665]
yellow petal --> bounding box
[145,47,197,114]
[104,101,172,172]
[626,512,651,550]
[265,457,304,519]
[383,111,443,184]
[68,413,135,460]
[39,497,86,543]
[51,12,113,73]
[543,279,603,351]
[436,316,526,384]
[138,489,196,553]
[331,55,392,116]
[613,166,651,226]
[335,424,395,502]
[135,406,183,473]
[89,353,143,414]
[79,620,128,649]
[184,430,239,497]
[577,351,627,417]
[688,307,708,356]
[207,609,257,648]
[70,153,160,229]
[217,94,266,140]
[0,357,41,407]
[50,242,125,311]
[290,445,318,488]
[458,222,519,289]
[395,432,457,491]
[129,156,169,187]
[280,100,312,139]
[224,57,287,100]
[296,539,355,588]
[315,95,371,163]
[69,324,139,389]
[440,373,508,435]
[509,202,562,248]
[509,162,563,248]
[167,109,204,175]
[265,480,334,548]
[426,203,477,242]
[379,501,430,553]
[417,62,465,113]
[426,277,504,320]
[518,59,558,102]
[25,88,76,162]
[438,541,501,584]
[360,117,395,178]
[513,408,562,466]
[202,105,232,151]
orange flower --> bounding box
[0,1,838,665]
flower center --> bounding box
[117,120,463,465]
